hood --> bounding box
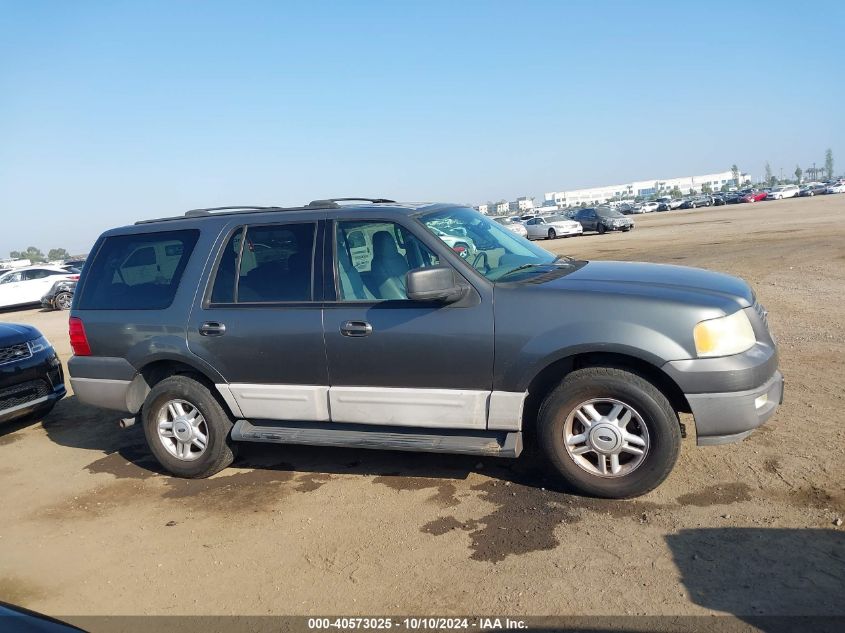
[0,322,40,346]
[521,260,754,310]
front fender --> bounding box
[501,320,690,392]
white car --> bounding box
[639,201,660,213]
[493,216,529,237]
[428,226,477,259]
[0,266,78,309]
[767,185,800,200]
[825,182,845,194]
[523,215,583,240]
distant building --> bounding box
[515,196,535,212]
[492,200,510,215]
[476,203,489,214]
[544,170,750,207]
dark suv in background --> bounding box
[67,199,782,498]
[571,207,634,234]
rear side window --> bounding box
[209,222,316,304]
[77,230,199,310]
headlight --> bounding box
[693,310,755,357]
[28,335,52,354]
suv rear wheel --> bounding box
[536,367,681,498]
[141,375,236,478]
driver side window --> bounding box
[335,221,440,301]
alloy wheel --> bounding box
[156,399,209,461]
[562,398,650,478]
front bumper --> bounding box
[0,348,66,423]
[663,336,782,445]
[686,370,784,445]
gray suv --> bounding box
[68,199,783,498]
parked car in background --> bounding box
[739,190,768,203]
[712,194,727,206]
[766,185,800,200]
[724,192,742,204]
[41,279,77,311]
[639,201,660,213]
[799,183,827,196]
[68,199,782,498]
[0,266,79,310]
[656,201,671,211]
[572,207,634,234]
[523,215,583,240]
[427,225,477,259]
[0,323,65,425]
[680,195,712,209]
[825,182,845,194]
[493,216,529,238]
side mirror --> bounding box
[406,266,465,304]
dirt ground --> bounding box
[1,196,843,624]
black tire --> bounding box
[141,375,236,478]
[54,291,73,311]
[597,224,606,235]
[535,367,681,498]
[548,228,556,240]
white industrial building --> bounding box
[544,170,750,207]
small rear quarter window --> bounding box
[77,229,199,310]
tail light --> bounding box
[69,317,91,356]
[68,275,80,280]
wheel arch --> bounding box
[521,350,691,439]
[131,357,235,417]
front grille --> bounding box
[0,378,50,412]
[754,300,769,330]
[0,342,32,366]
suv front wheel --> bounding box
[536,367,681,498]
[142,375,237,478]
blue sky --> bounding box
[1,0,843,255]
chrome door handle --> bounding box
[340,321,373,337]
[199,321,226,337]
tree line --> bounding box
[8,246,71,262]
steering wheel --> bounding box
[472,251,489,273]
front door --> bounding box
[187,218,329,422]
[323,215,495,430]
[0,271,25,307]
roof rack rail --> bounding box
[308,197,396,206]
[135,199,396,225]
[184,206,282,217]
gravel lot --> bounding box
[1,196,843,624]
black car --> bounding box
[572,207,634,233]
[0,323,65,425]
[712,194,726,206]
[41,279,77,311]
[680,195,713,209]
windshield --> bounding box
[418,207,556,281]
[596,208,623,218]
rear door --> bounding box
[322,212,495,430]
[187,218,330,422]
[16,269,56,303]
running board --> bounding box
[231,420,522,458]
